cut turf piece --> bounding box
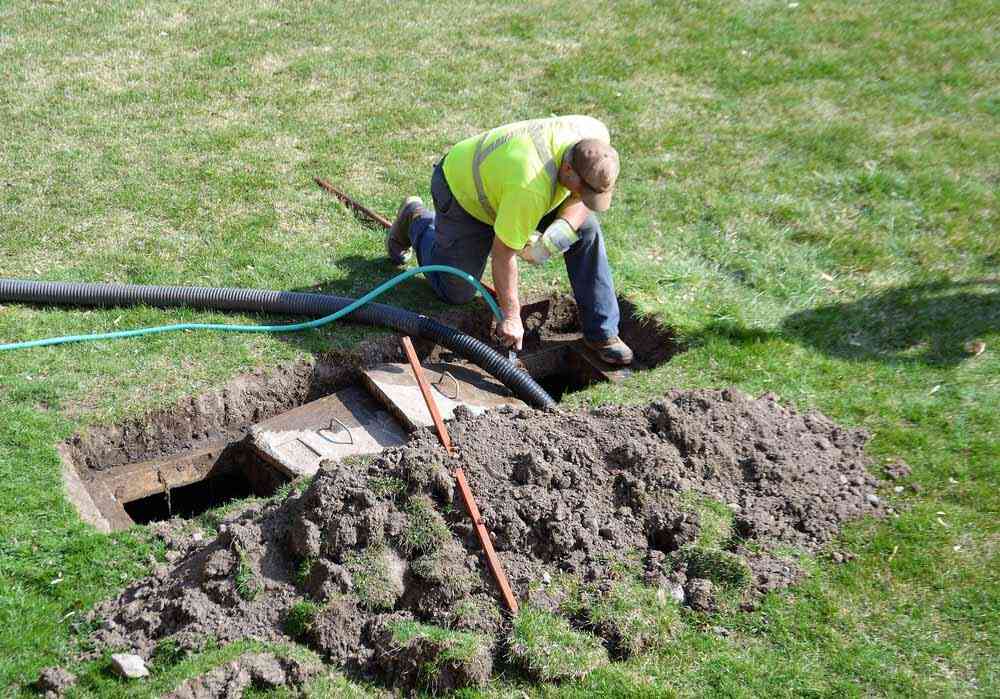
[401,494,451,556]
[343,546,404,611]
[682,493,736,549]
[681,546,752,590]
[586,578,682,658]
[410,541,477,603]
[374,619,493,693]
[509,607,609,682]
[284,600,320,640]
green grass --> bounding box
[681,547,753,592]
[584,578,683,659]
[1,0,998,696]
[284,600,320,641]
[682,494,736,550]
[342,547,400,612]
[388,620,492,691]
[401,494,452,557]
[509,607,610,682]
[233,547,260,602]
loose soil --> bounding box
[89,388,881,693]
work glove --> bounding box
[517,218,580,266]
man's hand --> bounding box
[497,314,524,350]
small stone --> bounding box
[711,625,730,637]
[727,502,741,512]
[191,531,204,544]
[893,486,904,493]
[831,551,844,563]
[865,493,880,506]
[668,583,685,603]
[110,653,149,679]
[541,571,552,584]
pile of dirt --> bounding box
[89,388,882,693]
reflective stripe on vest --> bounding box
[471,124,559,220]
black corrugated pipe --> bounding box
[0,279,557,409]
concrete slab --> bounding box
[362,360,527,431]
[249,386,406,478]
[59,444,113,533]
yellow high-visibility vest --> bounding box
[442,115,609,250]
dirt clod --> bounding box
[163,652,320,699]
[90,388,881,690]
[110,653,149,679]
[32,667,76,698]
[684,578,716,612]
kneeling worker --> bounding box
[386,115,633,365]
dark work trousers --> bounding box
[409,160,621,342]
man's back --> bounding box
[443,115,609,250]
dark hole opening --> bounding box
[124,461,285,525]
[533,368,597,402]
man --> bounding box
[386,115,633,365]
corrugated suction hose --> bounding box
[0,272,557,409]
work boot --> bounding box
[386,196,424,265]
[584,336,634,366]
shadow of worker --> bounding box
[781,278,999,367]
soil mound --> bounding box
[90,388,881,692]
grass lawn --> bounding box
[1,0,997,695]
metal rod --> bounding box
[399,335,520,615]
[314,176,500,301]
[314,177,393,230]
[400,335,453,454]
[454,467,520,615]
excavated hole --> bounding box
[126,472,256,524]
[61,294,678,531]
[124,456,287,525]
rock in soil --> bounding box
[110,653,149,679]
[685,578,716,612]
[32,667,76,697]
[89,389,882,691]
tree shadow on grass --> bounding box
[779,279,999,367]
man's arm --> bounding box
[558,196,590,228]
[490,235,523,350]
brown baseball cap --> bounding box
[570,138,620,212]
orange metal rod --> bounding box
[399,335,519,615]
[400,335,453,454]
[453,467,520,615]
[314,177,393,229]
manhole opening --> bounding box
[122,448,289,526]
[126,468,261,525]
[518,343,610,402]
[534,369,593,402]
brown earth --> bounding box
[89,388,881,693]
